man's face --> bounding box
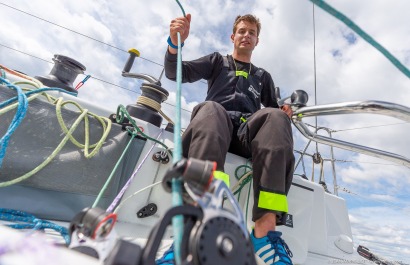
[231,20,259,52]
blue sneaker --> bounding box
[251,230,293,265]
[156,243,174,264]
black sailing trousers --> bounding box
[182,101,295,223]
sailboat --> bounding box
[1,1,409,264]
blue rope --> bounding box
[310,0,410,79]
[171,32,184,265]
[0,87,77,108]
[171,1,186,264]
[0,77,28,168]
[0,79,77,167]
[175,0,186,17]
[0,208,70,244]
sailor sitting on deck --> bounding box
[157,14,295,265]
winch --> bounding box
[70,158,256,265]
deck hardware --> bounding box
[152,150,170,164]
[137,203,158,218]
[312,152,322,164]
[162,158,216,198]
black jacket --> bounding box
[164,51,279,114]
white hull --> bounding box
[0,72,383,265]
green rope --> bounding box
[1,85,111,158]
[116,104,171,153]
[245,178,252,224]
[95,104,172,209]
[233,172,253,196]
[0,109,88,187]
[13,80,43,90]
[0,82,50,115]
[234,165,252,200]
[93,102,175,208]
[56,98,112,158]
[231,164,253,223]
[92,128,136,208]
[310,0,410,79]
[234,165,253,180]
[0,85,110,187]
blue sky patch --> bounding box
[332,49,342,58]
[343,32,357,45]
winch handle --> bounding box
[122,48,161,85]
[123,48,140,73]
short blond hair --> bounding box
[233,14,261,36]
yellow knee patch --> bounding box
[213,171,230,187]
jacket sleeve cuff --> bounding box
[165,49,178,62]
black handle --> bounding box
[123,48,140,73]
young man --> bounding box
[158,14,294,265]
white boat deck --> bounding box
[0,75,370,264]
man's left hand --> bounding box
[281,104,293,119]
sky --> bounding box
[1,0,409,263]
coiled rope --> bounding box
[0,77,112,187]
[115,104,170,151]
[55,98,112,158]
[137,96,174,125]
[136,84,175,125]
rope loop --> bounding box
[0,77,112,187]
[116,104,171,152]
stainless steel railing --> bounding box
[292,100,410,168]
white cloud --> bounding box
[1,0,410,262]
[368,194,396,203]
[349,207,410,263]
